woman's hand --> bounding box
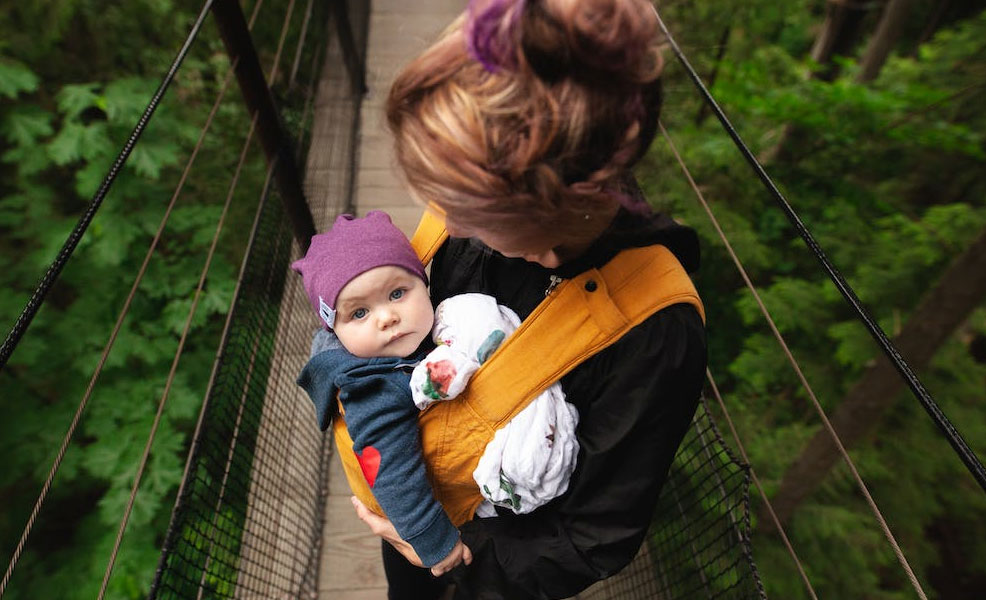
[351,496,423,566]
[430,539,473,577]
[351,496,473,575]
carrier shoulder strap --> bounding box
[410,210,449,266]
[408,211,705,428]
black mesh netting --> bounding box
[577,397,765,600]
[649,396,766,599]
[148,0,369,597]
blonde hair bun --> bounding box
[521,0,662,86]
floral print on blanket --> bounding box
[422,359,457,400]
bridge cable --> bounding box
[653,9,986,496]
[149,6,326,588]
[660,122,928,600]
[288,0,317,89]
[0,1,252,595]
[97,113,259,600]
[97,0,299,593]
[184,0,306,591]
[0,1,214,372]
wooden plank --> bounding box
[319,496,389,591]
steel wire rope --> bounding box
[0,1,213,372]
[146,163,277,600]
[284,21,336,590]
[154,18,326,592]
[95,0,292,594]
[659,122,927,599]
[151,3,351,593]
[113,1,310,593]
[288,0,317,89]
[204,2,312,593]
[97,110,259,600]
[652,9,986,495]
[0,0,261,594]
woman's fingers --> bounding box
[350,496,424,567]
[351,496,379,532]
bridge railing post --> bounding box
[211,0,317,251]
[330,0,368,95]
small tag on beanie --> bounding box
[318,296,336,329]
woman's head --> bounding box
[387,0,664,255]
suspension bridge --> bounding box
[2,1,983,599]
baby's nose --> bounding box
[379,309,399,328]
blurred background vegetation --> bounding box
[651,0,986,598]
[1,0,984,598]
[0,0,316,597]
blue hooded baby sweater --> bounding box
[296,333,458,567]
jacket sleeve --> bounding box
[338,371,460,568]
[454,303,707,599]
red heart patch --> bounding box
[355,445,380,488]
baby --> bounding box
[292,211,578,574]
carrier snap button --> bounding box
[584,280,598,292]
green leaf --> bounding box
[1,105,53,145]
[55,82,100,118]
[46,121,88,165]
[0,57,40,97]
[2,142,51,176]
[78,121,113,161]
[75,159,108,198]
[0,192,30,227]
[103,77,154,124]
[128,140,180,179]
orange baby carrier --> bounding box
[333,211,705,526]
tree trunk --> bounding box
[760,0,873,163]
[764,227,986,528]
[857,0,912,83]
[810,0,871,81]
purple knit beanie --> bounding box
[291,211,427,329]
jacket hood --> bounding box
[297,330,429,430]
[297,347,364,430]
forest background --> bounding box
[1,0,984,599]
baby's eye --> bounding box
[389,288,405,301]
[351,308,368,320]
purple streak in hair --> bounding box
[466,0,526,73]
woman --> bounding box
[353,1,707,597]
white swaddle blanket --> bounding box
[409,293,579,516]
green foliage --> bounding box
[0,0,299,597]
[646,3,986,598]
[0,57,39,97]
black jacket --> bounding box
[431,207,708,599]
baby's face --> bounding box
[333,265,434,358]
